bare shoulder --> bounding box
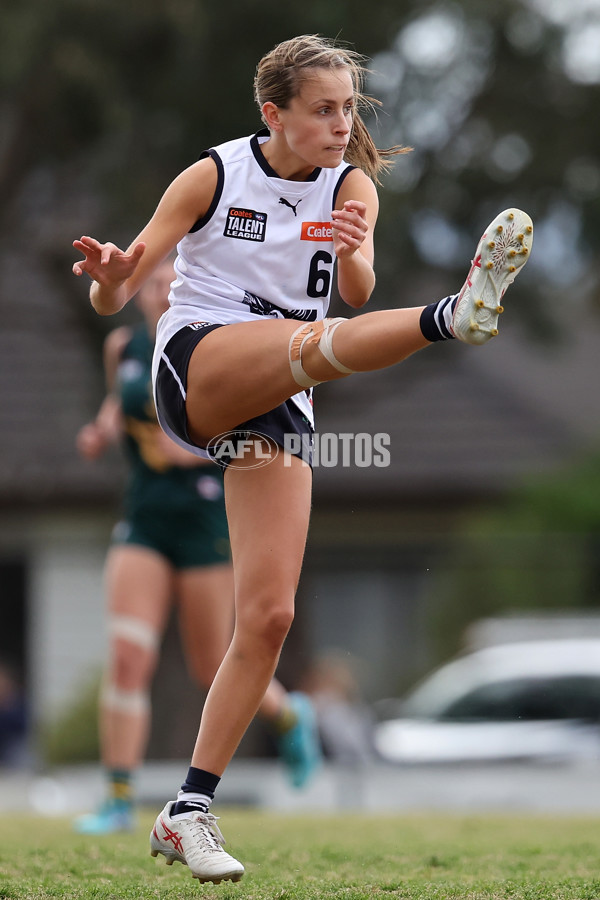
[169,156,219,209]
[336,167,379,214]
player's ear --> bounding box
[261,102,283,132]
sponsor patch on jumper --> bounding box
[301,222,333,241]
[224,207,267,242]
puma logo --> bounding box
[279,197,302,217]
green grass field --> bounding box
[2,809,600,899]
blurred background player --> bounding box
[301,650,375,766]
[73,259,321,834]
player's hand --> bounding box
[72,237,146,286]
[76,423,107,460]
[331,201,368,258]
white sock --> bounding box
[171,790,212,819]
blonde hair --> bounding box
[254,34,410,184]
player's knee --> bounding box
[261,603,294,648]
[110,639,155,690]
[238,594,294,656]
[108,615,160,690]
[288,317,355,388]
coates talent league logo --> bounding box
[223,207,267,242]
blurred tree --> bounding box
[368,0,600,330]
[0,0,408,232]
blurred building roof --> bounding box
[312,313,599,503]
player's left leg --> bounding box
[150,450,311,883]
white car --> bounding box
[374,639,600,764]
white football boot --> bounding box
[150,802,244,884]
[452,208,533,344]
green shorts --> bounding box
[112,471,231,570]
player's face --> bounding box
[278,67,354,170]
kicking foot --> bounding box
[452,208,533,344]
[150,802,244,884]
[277,692,322,789]
[73,798,135,834]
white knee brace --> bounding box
[101,615,158,715]
[109,615,160,653]
[288,317,356,389]
[101,682,150,715]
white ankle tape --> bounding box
[288,317,354,388]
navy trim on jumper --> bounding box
[189,149,225,233]
[332,164,356,208]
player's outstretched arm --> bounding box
[73,156,219,316]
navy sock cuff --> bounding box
[420,303,444,342]
[180,766,221,799]
[420,298,456,342]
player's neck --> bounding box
[258,135,316,182]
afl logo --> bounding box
[207,430,280,469]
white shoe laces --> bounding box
[189,812,226,851]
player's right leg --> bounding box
[180,208,533,446]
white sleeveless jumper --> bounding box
[153,129,354,427]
